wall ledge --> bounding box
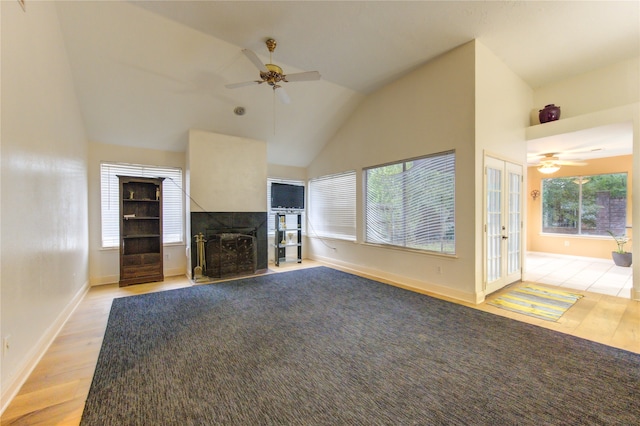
[526,102,639,141]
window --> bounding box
[308,171,356,241]
[101,162,184,248]
[542,173,627,236]
[267,178,306,234]
[365,151,455,254]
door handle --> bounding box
[502,235,509,240]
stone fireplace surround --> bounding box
[190,212,268,280]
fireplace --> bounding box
[191,212,267,281]
[205,229,257,279]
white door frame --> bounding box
[483,155,523,294]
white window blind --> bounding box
[364,151,455,254]
[308,171,356,241]
[267,178,306,233]
[101,162,184,248]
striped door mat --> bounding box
[488,285,583,321]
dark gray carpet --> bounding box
[81,267,640,425]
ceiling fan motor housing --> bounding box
[261,64,285,87]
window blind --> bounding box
[308,171,356,241]
[100,162,184,248]
[364,151,455,254]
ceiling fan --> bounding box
[225,39,321,104]
[528,152,588,174]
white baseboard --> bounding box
[311,255,479,304]
[0,280,90,415]
[90,274,119,286]
[165,267,187,278]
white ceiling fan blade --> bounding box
[557,160,588,166]
[242,49,269,73]
[283,71,321,82]
[527,152,548,159]
[274,86,290,104]
[225,80,262,89]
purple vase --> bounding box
[539,104,561,123]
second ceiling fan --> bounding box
[226,38,321,104]
[528,152,588,174]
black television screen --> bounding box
[271,183,305,210]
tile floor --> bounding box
[525,252,633,298]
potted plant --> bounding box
[607,230,632,267]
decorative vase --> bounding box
[611,251,632,267]
[539,104,561,123]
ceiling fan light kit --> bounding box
[537,164,561,174]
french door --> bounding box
[484,156,523,294]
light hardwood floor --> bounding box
[2,263,639,425]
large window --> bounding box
[365,151,455,254]
[101,162,184,248]
[267,178,306,234]
[308,171,356,241]
[542,173,627,236]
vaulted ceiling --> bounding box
[55,1,639,167]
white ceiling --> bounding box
[55,1,639,167]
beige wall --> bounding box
[1,1,89,407]
[307,41,476,302]
[306,41,531,303]
[268,164,307,182]
[474,41,532,296]
[88,142,187,285]
[187,130,267,212]
[527,155,633,259]
[532,58,639,124]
